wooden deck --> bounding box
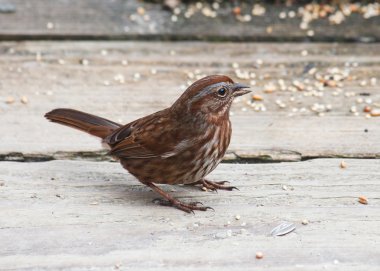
[1,41,379,161]
[1,159,379,270]
[1,1,380,270]
[0,0,379,41]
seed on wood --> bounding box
[46,22,54,29]
[171,15,178,22]
[256,252,264,259]
[232,6,241,15]
[358,196,368,205]
[326,80,337,87]
[270,222,296,236]
[80,59,89,66]
[370,109,380,117]
[252,94,263,101]
[359,80,367,87]
[137,7,145,15]
[363,106,371,113]
[256,59,263,65]
[35,52,42,62]
[6,96,15,104]
[20,96,28,104]
[307,30,315,37]
[340,161,347,169]
[302,219,309,225]
[288,10,296,18]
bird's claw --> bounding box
[152,198,213,213]
[200,179,239,192]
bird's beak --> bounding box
[232,83,251,97]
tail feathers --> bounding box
[45,108,122,139]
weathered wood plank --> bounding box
[0,159,379,270]
[0,41,379,160]
[0,0,379,42]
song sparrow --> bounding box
[45,75,250,213]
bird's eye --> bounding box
[217,87,227,97]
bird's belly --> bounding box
[121,122,231,185]
[120,148,223,185]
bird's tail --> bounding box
[45,108,122,139]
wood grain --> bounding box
[0,0,379,41]
[0,41,379,161]
[0,159,379,270]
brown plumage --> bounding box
[45,75,250,213]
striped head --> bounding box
[171,75,250,120]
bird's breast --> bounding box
[121,120,232,185]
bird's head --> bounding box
[171,75,250,121]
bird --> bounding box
[45,75,250,213]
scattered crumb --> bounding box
[20,96,28,104]
[302,219,309,225]
[235,215,241,220]
[252,94,263,101]
[5,96,15,104]
[340,161,347,169]
[46,22,54,29]
[80,59,89,66]
[363,106,372,113]
[358,196,368,205]
[256,252,264,259]
[35,52,42,62]
[232,6,241,16]
[370,109,380,117]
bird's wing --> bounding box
[104,110,192,159]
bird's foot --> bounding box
[147,182,213,213]
[193,179,238,192]
[153,198,213,213]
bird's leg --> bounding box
[191,179,238,191]
[146,182,213,213]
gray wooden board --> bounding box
[0,0,379,42]
[0,159,379,270]
[0,41,380,161]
